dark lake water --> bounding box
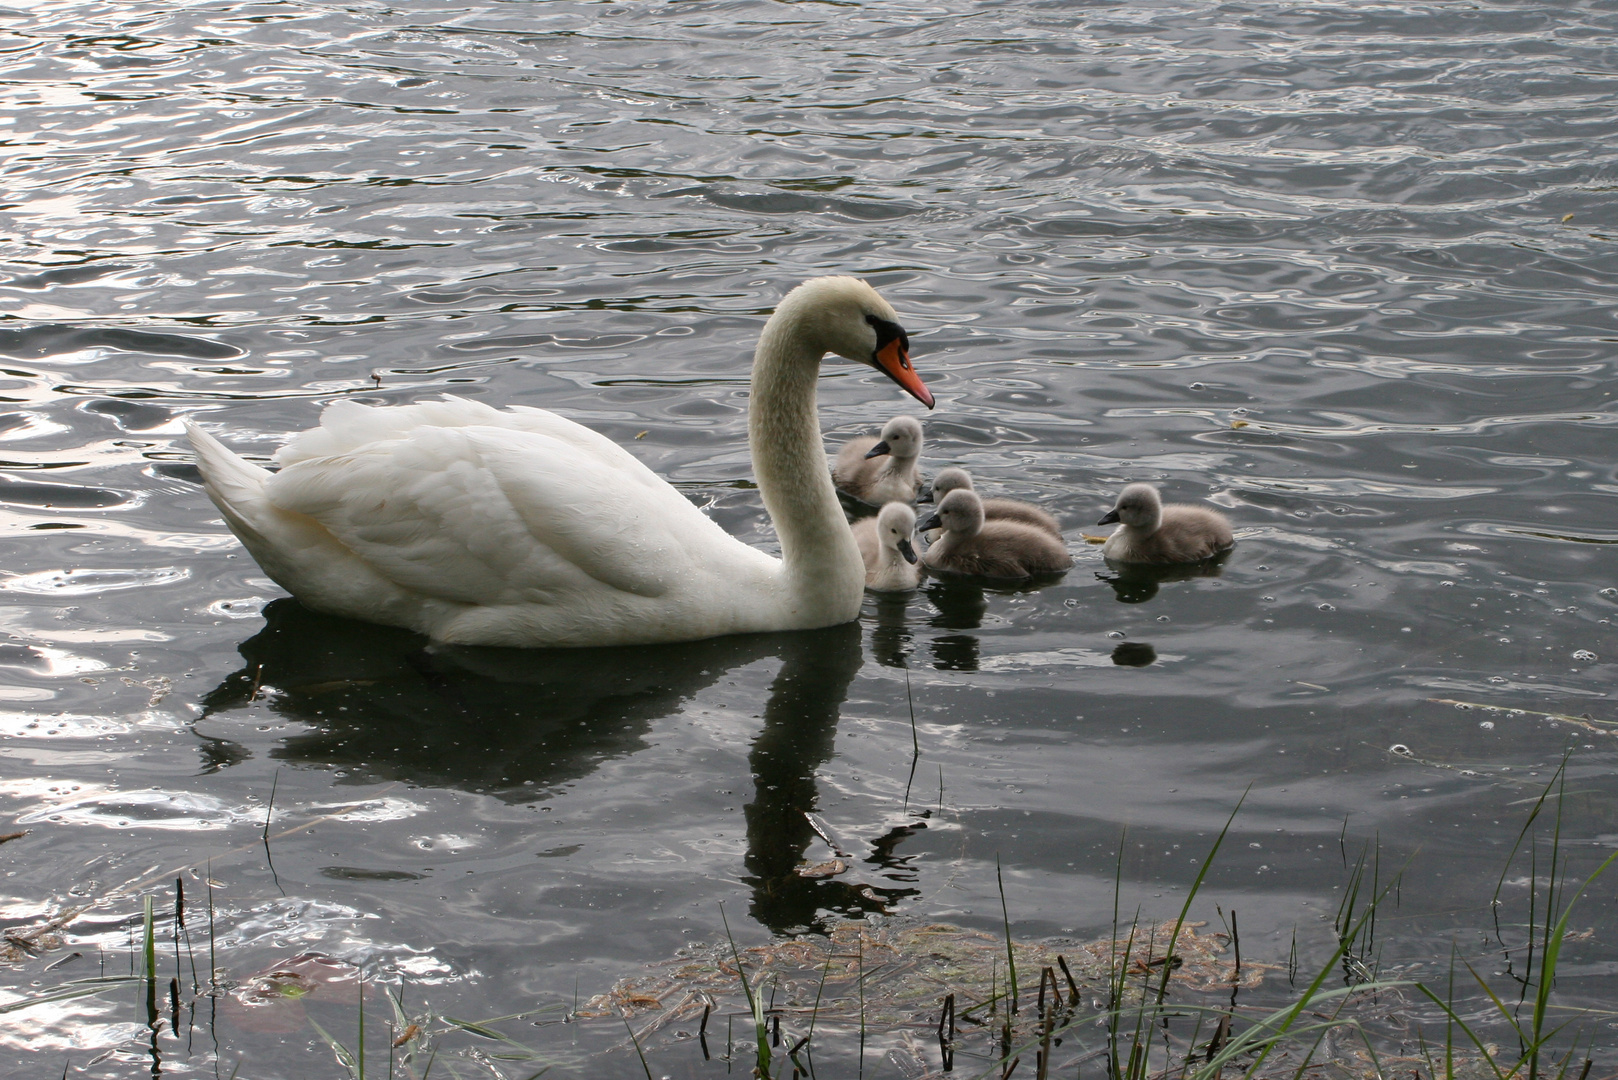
[2,0,1616,1075]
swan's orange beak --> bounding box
[875,337,934,410]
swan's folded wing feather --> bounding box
[278,397,656,480]
[266,425,698,606]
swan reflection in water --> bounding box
[1098,553,1229,605]
[199,599,917,933]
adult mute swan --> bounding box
[187,276,933,648]
[1097,483,1233,564]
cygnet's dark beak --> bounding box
[916,485,934,504]
[863,440,892,460]
[897,536,918,564]
[917,511,942,533]
[1097,509,1122,526]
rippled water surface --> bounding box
[2,0,1617,1075]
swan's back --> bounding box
[191,397,783,646]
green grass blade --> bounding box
[142,896,156,984]
[1531,851,1618,1058]
[310,1016,359,1076]
[1155,786,1250,1008]
[997,854,1018,1015]
[1414,983,1508,1080]
[719,903,770,1076]
[624,1019,655,1080]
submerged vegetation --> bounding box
[3,761,1609,1078]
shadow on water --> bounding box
[924,578,986,672]
[742,619,916,932]
[200,599,912,933]
[1097,553,1229,604]
[868,591,917,668]
[1110,641,1159,667]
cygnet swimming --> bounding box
[851,502,921,591]
[1097,483,1233,564]
[924,467,1062,538]
[833,415,924,505]
[918,489,1072,580]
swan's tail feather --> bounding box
[186,420,276,546]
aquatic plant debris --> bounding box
[576,915,1267,1041]
[1426,698,1616,736]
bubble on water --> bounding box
[1155,615,1170,622]
[1317,602,1335,612]
[1106,631,1125,640]
[1261,595,1275,602]
[1189,382,1205,390]
[1389,744,1412,756]
[1440,580,1455,587]
[1479,721,1495,730]
[1454,702,1472,710]
[1460,769,1477,776]
[1601,587,1618,599]
[1573,649,1597,661]
[1487,676,1506,683]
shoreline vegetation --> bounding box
[2,759,1612,1078]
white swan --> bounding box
[851,502,921,592]
[1097,483,1233,564]
[186,276,933,648]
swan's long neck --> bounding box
[749,311,864,616]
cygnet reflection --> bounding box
[198,600,916,934]
[925,578,988,672]
[1110,642,1159,667]
[1098,555,1229,604]
[868,591,916,669]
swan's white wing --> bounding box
[266,422,745,607]
[277,397,651,478]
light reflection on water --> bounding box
[0,0,1615,1074]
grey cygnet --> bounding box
[918,489,1072,580]
[851,502,921,591]
[833,415,923,504]
[1097,483,1233,564]
[924,466,1062,538]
